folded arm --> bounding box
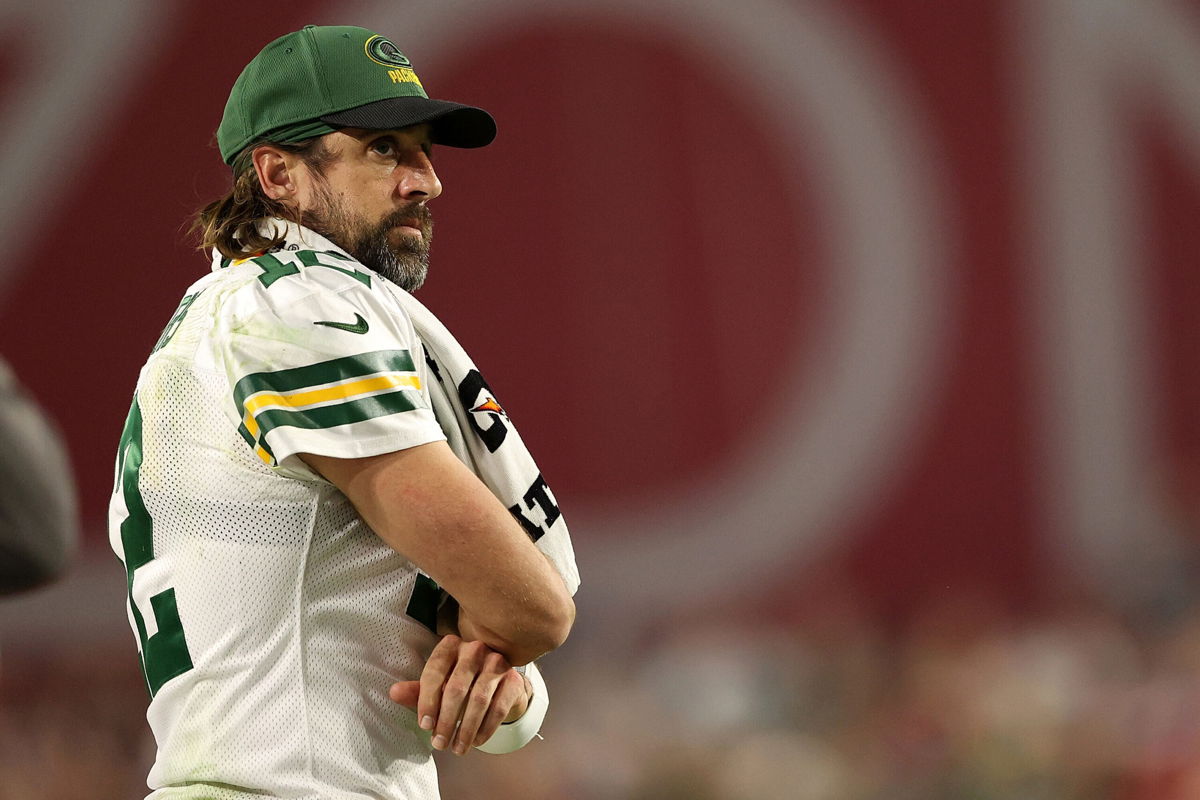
[301,440,575,665]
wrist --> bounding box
[476,661,549,754]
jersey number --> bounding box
[405,573,442,634]
[115,398,194,696]
[253,250,372,288]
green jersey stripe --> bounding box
[232,349,417,411]
[250,386,424,446]
[236,420,276,463]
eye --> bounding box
[370,137,397,157]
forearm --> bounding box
[383,481,573,657]
[304,444,574,658]
[456,592,573,666]
[444,596,568,669]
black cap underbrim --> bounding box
[321,96,496,148]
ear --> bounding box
[251,145,298,203]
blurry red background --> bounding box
[1,0,1198,627]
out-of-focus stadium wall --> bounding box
[1,1,1199,797]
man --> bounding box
[109,25,579,799]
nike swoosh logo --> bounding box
[314,313,369,334]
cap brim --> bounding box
[321,96,496,148]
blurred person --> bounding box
[0,356,77,595]
[109,25,578,800]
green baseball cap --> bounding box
[217,25,496,165]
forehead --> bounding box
[332,123,434,144]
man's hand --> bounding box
[389,635,532,755]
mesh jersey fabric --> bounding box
[109,228,455,799]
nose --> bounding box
[397,150,442,202]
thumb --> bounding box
[389,680,421,708]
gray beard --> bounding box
[351,223,430,292]
[303,186,433,292]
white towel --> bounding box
[392,290,580,595]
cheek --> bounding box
[347,167,398,204]
[379,167,402,196]
[295,184,325,215]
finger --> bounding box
[452,652,510,754]
[431,640,488,752]
[472,669,526,749]
[419,635,462,733]
[388,680,420,709]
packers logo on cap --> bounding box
[365,35,412,68]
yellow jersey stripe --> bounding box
[242,373,422,432]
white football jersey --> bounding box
[109,226,457,799]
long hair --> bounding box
[192,137,335,258]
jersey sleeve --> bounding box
[214,265,446,479]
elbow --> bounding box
[457,589,575,666]
[508,593,575,666]
[544,592,576,650]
